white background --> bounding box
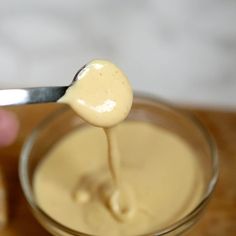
[0,0,236,109]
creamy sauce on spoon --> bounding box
[59,60,133,127]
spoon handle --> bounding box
[0,86,67,106]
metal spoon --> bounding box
[0,86,68,106]
[0,65,86,106]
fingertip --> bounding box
[0,110,19,147]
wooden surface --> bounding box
[0,104,235,236]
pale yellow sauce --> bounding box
[33,60,203,235]
[33,122,203,236]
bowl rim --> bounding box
[19,93,219,236]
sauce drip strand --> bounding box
[59,59,134,221]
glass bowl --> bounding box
[19,94,218,236]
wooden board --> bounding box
[0,104,235,236]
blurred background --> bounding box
[0,0,235,109]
